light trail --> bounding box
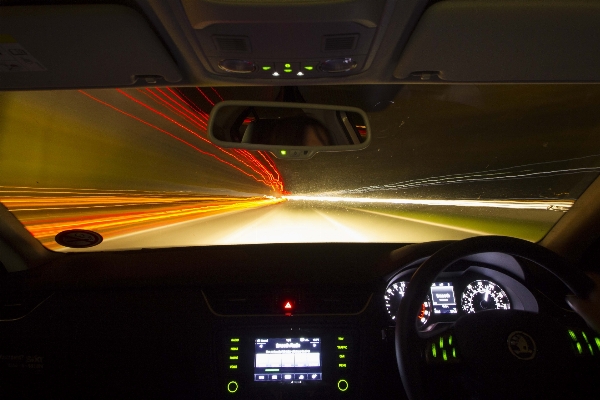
[1,185,285,249]
[283,195,573,211]
[25,198,283,238]
[117,89,282,191]
[330,154,600,196]
[196,87,215,106]
[79,89,285,194]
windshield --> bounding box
[1,85,598,251]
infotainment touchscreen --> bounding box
[254,338,322,382]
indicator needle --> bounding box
[484,292,489,301]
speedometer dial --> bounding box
[461,280,511,313]
[384,281,431,324]
[385,281,407,320]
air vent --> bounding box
[203,286,371,316]
[322,34,358,52]
[213,36,251,53]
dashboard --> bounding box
[0,242,584,400]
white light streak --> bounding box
[284,195,573,211]
[325,154,600,196]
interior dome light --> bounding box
[218,59,255,73]
[319,58,357,73]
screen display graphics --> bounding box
[430,282,458,314]
[254,338,322,382]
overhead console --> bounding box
[395,0,600,82]
[180,0,391,79]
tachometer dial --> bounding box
[461,280,511,313]
[384,281,431,324]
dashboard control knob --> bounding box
[227,380,239,394]
[337,379,349,392]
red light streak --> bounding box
[196,87,215,106]
[174,88,210,120]
[78,90,272,187]
[116,88,284,192]
[134,88,284,192]
[143,88,208,130]
[211,87,225,101]
[79,88,285,193]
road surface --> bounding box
[80,201,479,251]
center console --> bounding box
[219,328,356,399]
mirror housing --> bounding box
[208,101,371,159]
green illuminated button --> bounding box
[227,380,239,394]
[280,150,287,156]
[336,335,352,343]
[338,363,347,368]
[276,62,299,73]
[230,347,239,351]
[229,355,238,360]
[261,66,271,71]
[336,345,348,350]
[230,338,240,342]
[229,364,238,369]
[338,354,346,359]
[337,379,349,392]
[301,62,317,71]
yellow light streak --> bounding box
[0,186,285,249]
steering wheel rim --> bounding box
[395,235,596,400]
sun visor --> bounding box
[0,5,182,89]
[394,1,600,82]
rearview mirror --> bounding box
[208,101,371,159]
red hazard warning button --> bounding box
[282,300,295,313]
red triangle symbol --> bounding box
[284,301,292,309]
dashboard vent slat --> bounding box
[323,34,358,52]
[203,287,371,316]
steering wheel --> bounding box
[395,236,598,399]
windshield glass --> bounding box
[1,85,598,251]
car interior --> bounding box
[2,0,600,399]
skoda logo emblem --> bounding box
[507,331,536,360]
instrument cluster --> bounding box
[384,265,537,329]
